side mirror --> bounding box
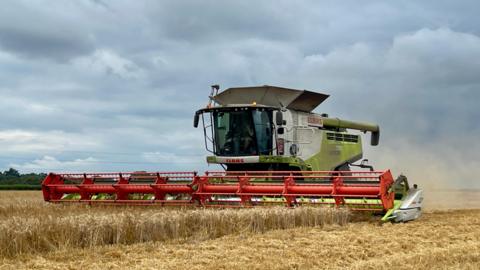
[371,130,380,146]
[193,113,200,128]
[277,127,284,135]
[275,111,283,126]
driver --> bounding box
[241,124,256,154]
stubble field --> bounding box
[0,190,479,270]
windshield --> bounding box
[213,109,273,156]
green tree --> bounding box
[4,168,20,178]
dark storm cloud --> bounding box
[0,1,96,61]
[0,1,479,187]
[0,28,94,62]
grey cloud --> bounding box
[145,1,301,43]
[289,28,480,138]
[0,28,94,62]
[0,1,96,61]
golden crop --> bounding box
[0,191,478,270]
[0,191,348,258]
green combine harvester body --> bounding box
[195,85,379,172]
[193,85,423,222]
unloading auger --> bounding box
[42,85,423,222]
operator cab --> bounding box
[194,106,276,157]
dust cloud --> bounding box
[365,137,480,210]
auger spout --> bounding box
[322,117,380,146]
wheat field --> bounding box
[0,191,349,257]
[0,191,479,270]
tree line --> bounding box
[0,168,45,189]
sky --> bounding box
[0,1,479,189]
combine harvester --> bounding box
[42,86,423,222]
